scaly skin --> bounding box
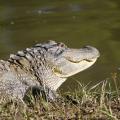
[0,40,100,101]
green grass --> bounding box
[0,75,120,120]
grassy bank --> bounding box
[0,76,120,120]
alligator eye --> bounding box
[58,42,66,48]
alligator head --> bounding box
[9,40,100,91]
[34,40,100,90]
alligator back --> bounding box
[0,60,39,99]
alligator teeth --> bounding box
[84,59,93,62]
[65,57,93,63]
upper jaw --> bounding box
[63,46,100,63]
[65,57,96,63]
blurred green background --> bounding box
[0,0,120,91]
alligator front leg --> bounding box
[23,85,58,102]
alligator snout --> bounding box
[64,45,100,63]
[82,45,100,58]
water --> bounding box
[0,0,120,92]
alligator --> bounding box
[0,40,100,101]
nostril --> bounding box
[82,45,93,50]
[82,45,100,57]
